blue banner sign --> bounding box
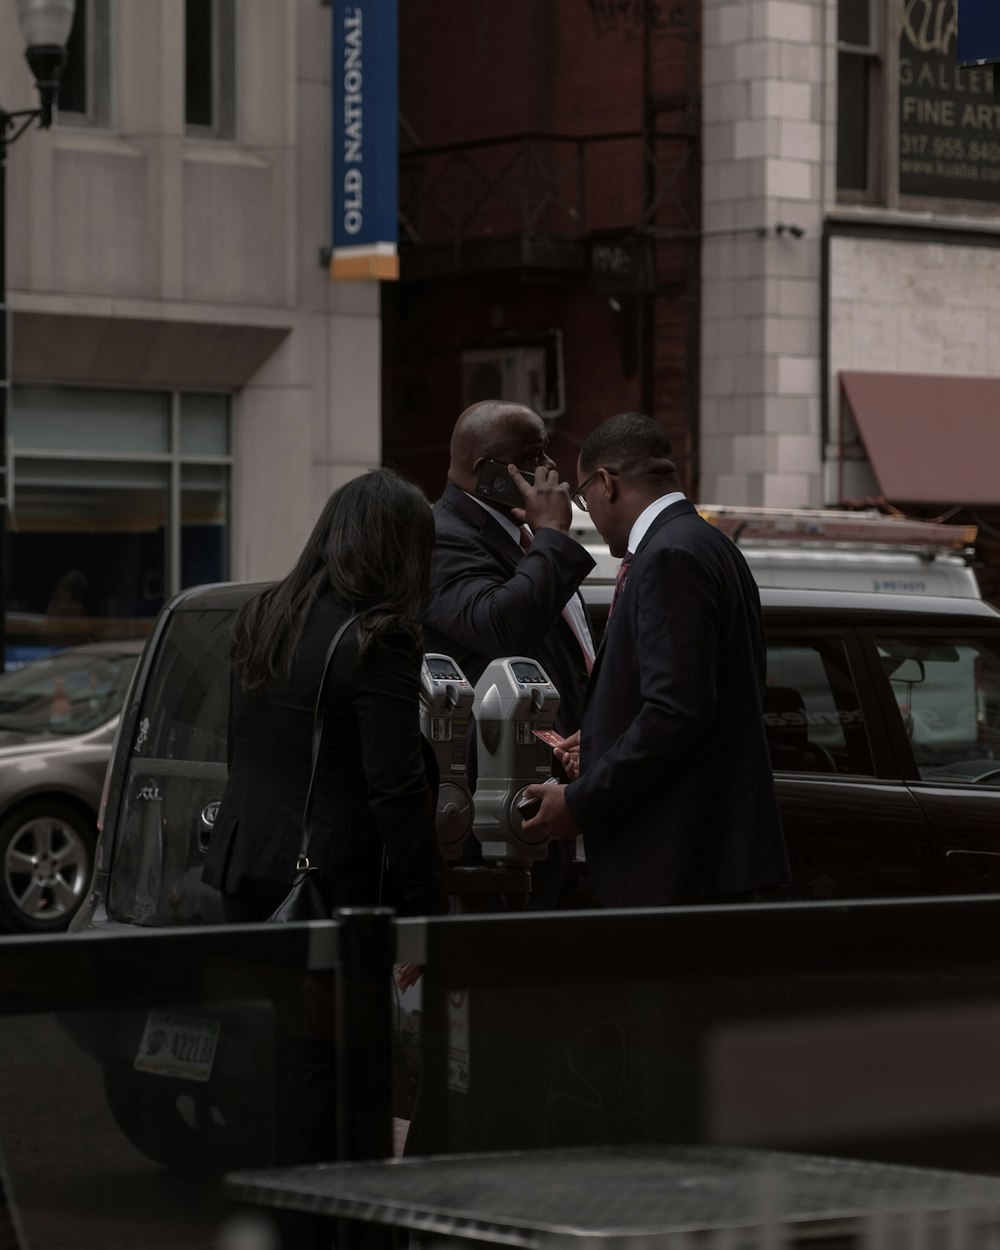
[330,0,399,280]
[957,0,1000,67]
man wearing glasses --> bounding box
[520,412,788,908]
[423,399,597,907]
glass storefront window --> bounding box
[7,387,231,662]
[181,394,230,456]
[10,387,170,454]
[182,464,229,589]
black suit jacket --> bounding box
[565,500,788,908]
[423,482,596,737]
[202,590,442,916]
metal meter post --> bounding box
[471,657,560,863]
[419,654,475,861]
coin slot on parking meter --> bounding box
[471,657,560,864]
[420,654,475,861]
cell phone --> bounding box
[516,795,542,821]
[475,459,534,509]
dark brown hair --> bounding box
[232,468,434,694]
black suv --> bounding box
[64,581,1000,1170]
[72,581,1000,933]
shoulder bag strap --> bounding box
[295,611,361,869]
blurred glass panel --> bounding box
[0,926,336,1247]
[10,387,169,455]
[185,0,236,139]
[182,464,229,588]
[838,0,871,46]
[109,607,234,926]
[876,635,1000,776]
[0,647,137,736]
[57,0,111,127]
[58,0,88,113]
[6,471,168,656]
[215,0,237,140]
[180,394,230,456]
[185,0,214,127]
[837,52,870,191]
[766,637,874,775]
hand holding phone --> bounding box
[475,459,534,509]
[515,794,542,821]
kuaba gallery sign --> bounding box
[899,0,1000,201]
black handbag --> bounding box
[268,612,360,923]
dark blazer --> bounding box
[423,482,596,737]
[202,590,442,916]
[565,499,788,908]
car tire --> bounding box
[0,800,95,933]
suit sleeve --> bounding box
[565,545,719,832]
[349,633,444,915]
[426,523,595,657]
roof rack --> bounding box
[697,505,977,552]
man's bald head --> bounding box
[448,401,551,495]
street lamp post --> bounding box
[1,0,75,669]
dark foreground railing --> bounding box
[405,894,1000,1168]
[0,915,392,1250]
[6,894,1000,1247]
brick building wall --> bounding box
[386,0,700,496]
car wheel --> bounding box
[0,800,95,932]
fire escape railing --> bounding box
[398,129,697,263]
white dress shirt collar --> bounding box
[465,491,523,546]
[627,492,687,555]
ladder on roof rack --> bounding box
[697,505,977,552]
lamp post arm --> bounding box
[1,108,44,152]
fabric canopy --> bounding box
[840,370,1000,506]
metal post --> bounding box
[334,906,395,1163]
[0,5,76,672]
[0,1164,28,1250]
[0,123,8,670]
[0,105,53,676]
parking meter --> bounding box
[471,657,560,863]
[420,654,475,861]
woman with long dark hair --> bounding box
[203,467,442,921]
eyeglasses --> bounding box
[571,470,601,512]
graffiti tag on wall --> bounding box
[587,0,688,40]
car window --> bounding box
[875,635,1000,784]
[0,650,137,736]
[765,638,873,776]
[108,607,234,925]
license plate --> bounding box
[133,1011,221,1082]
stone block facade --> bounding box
[700,0,834,506]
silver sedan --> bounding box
[0,642,141,932]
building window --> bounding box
[837,0,1000,210]
[57,0,111,128]
[837,0,879,197]
[185,0,237,138]
[6,387,231,660]
[898,0,999,206]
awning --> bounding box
[840,371,1000,506]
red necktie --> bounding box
[608,552,633,619]
[519,527,594,674]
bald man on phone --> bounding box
[423,400,597,907]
